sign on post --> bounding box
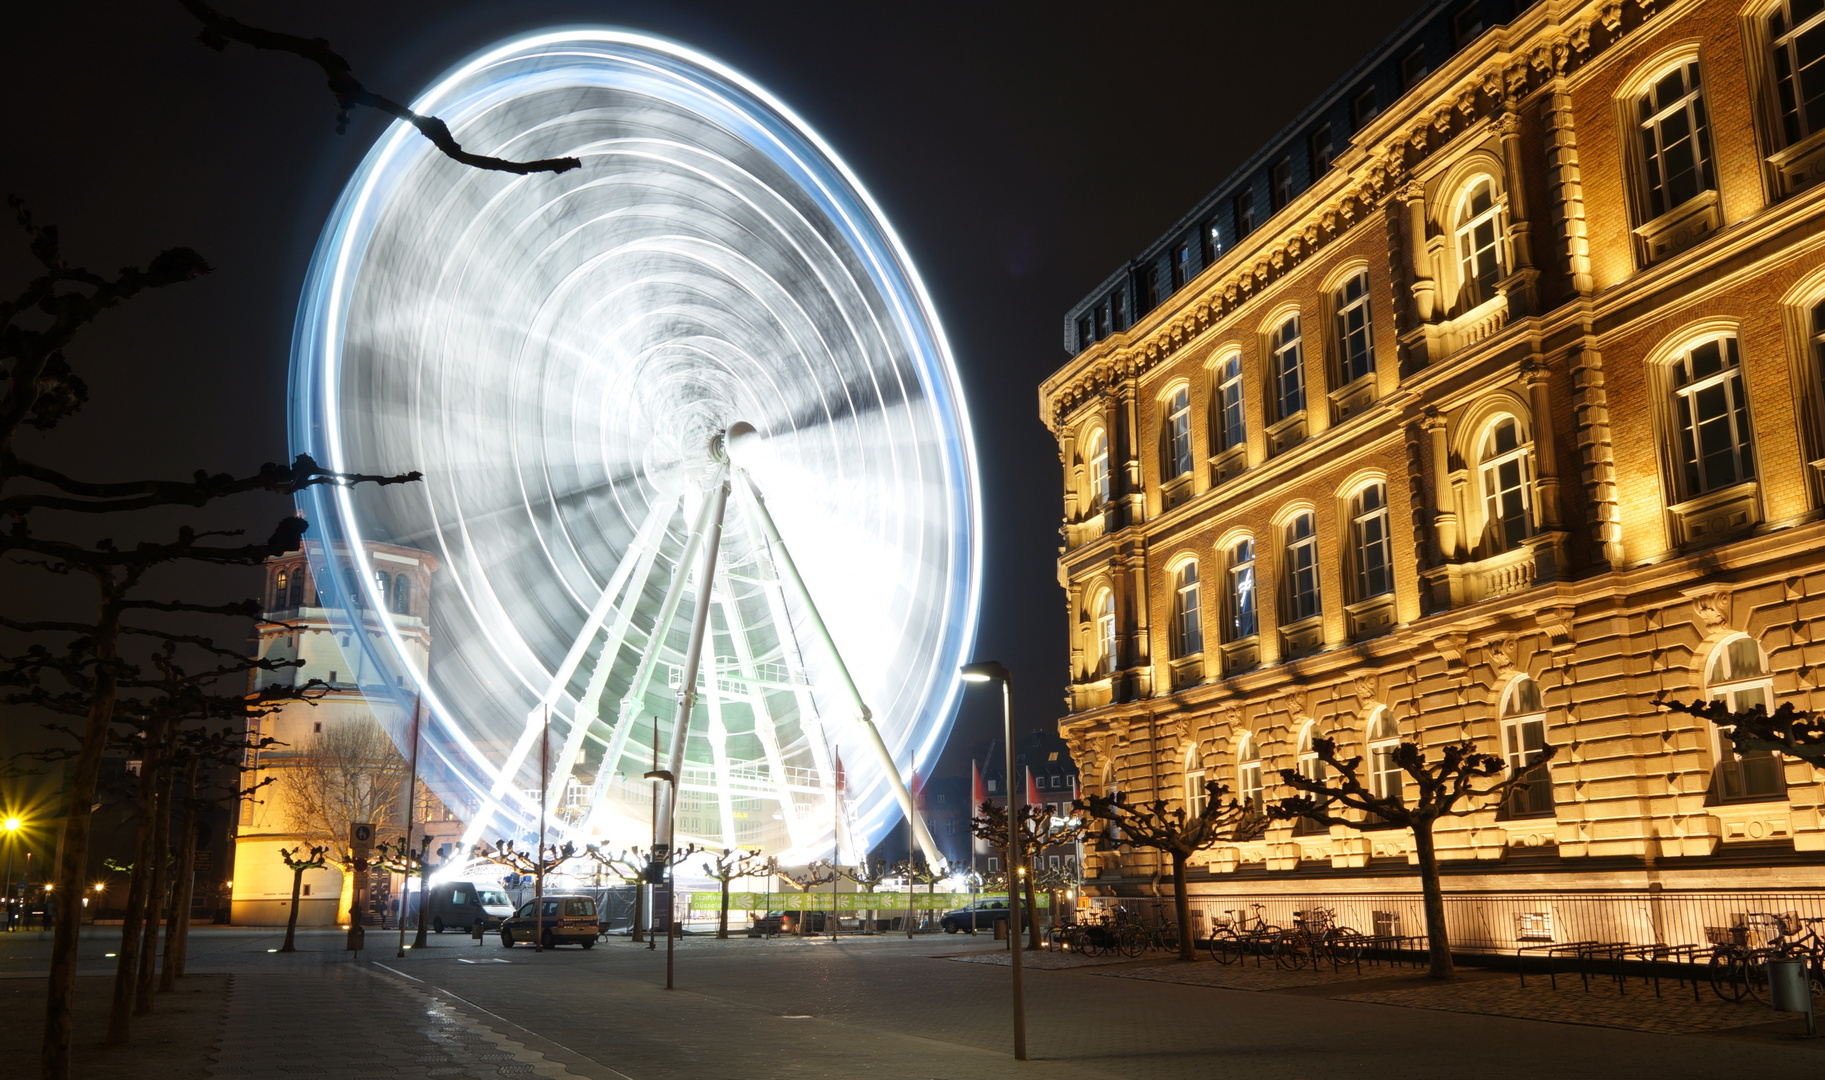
[350,822,375,860]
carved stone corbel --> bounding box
[1682,586,1733,629]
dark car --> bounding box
[939,898,1011,934]
[500,894,599,949]
[752,909,828,935]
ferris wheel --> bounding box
[288,30,979,866]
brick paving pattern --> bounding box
[1338,975,1794,1035]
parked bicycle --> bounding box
[1274,907,1365,970]
[1206,903,1282,965]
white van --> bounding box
[416,881,516,933]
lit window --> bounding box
[1096,589,1116,677]
[1283,513,1321,623]
[1087,430,1111,507]
[1165,387,1194,479]
[1367,709,1402,804]
[1172,561,1204,659]
[273,569,290,610]
[1669,336,1754,498]
[1636,61,1715,219]
[1705,635,1785,802]
[1226,539,1258,641]
[1271,158,1294,210]
[1769,1,1825,147]
[1214,354,1247,453]
[1500,677,1553,817]
[1454,179,1506,307]
[1185,749,1207,818]
[1236,734,1263,814]
[1271,315,1305,420]
[1479,416,1535,554]
[1294,723,1327,833]
[1333,270,1375,386]
[373,568,390,606]
[1202,218,1223,264]
[1351,483,1393,600]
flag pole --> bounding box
[396,696,421,958]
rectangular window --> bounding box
[1215,354,1247,452]
[1352,484,1393,599]
[1234,189,1256,237]
[1202,217,1223,265]
[1171,243,1191,290]
[1479,417,1534,554]
[1271,158,1294,210]
[1166,387,1194,479]
[1770,1,1825,146]
[1285,514,1321,622]
[1186,769,1208,818]
[1333,270,1374,385]
[1502,716,1553,816]
[1400,46,1429,90]
[1173,562,1203,658]
[1671,337,1754,497]
[1352,86,1380,129]
[987,857,999,872]
[1310,124,1335,174]
[1077,315,1094,351]
[1452,3,1484,47]
[1227,539,1257,641]
[1111,288,1127,330]
[1140,264,1160,311]
[1637,61,1714,218]
[1271,315,1305,419]
[1095,303,1109,338]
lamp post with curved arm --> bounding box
[958,661,1023,1061]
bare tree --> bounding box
[1073,782,1264,961]
[1272,737,1553,979]
[276,845,329,953]
[581,846,649,940]
[280,724,407,876]
[769,858,837,936]
[1665,696,1825,769]
[972,802,1087,950]
[700,848,764,939]
[373,834,433,949]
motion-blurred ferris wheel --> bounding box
[288,30,979,865]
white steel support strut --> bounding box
[725,427,941,867]
[658,472,731,852]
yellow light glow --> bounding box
[2,816,20,833]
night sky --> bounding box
[2,0,1419,783]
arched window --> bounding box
[1095,589,1116,676]
[1213,353,1248,454]
[1185,746,1207,818]
[289,569,307,608]
[1225,539,1258,641]
[1668,335,1755,499]
[273,569,289,610]
[1171,561,1204,658]
[1768,1,1825,148]
[1635,60,1715,220]
[1367,708,1402,805]
[1087,430,1111,507]
[1293,722,1327,834]
[1705,635,1785,802]
[1454,179,1506,307]
[1499,677,1553,817]
[1333,270,1375,386]
[372,568,390,608]
[392,574,412,616]
[1349,483,1393,600]
[1478,416,1535,554]
[1165,387,1194,480]
[1236,733,1263,814]
[1283,513,1321,623]
[1270,315,1305,420]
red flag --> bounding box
[971,760,988,810]
[911,768,927,811]
[1026,767,1042,809]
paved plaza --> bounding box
[2,926,1821,1079]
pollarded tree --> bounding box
[581,846,649,941]
[373,834,434,948]
[700,848,765,939]
[1666,697,1825,770]
[276,845,329,953]
[1074,781,1266,961]
[769,858,837,936]
[972,802,1088,949]
[1271,736,1554,979]
[891,857,954,932]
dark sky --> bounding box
[2,0,1419,783]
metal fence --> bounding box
[1162,890,1825,954]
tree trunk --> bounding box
[631,881,644,942]
[107,725,163,1045]
[44,605,123,1080]
[1171,849,1195,961]
[717,878,730,939]
[1412,821,1453,979]
[281,865,305,953]
[136,748,176,1013]
[1022,870,1041,950]
[160,759,200,989]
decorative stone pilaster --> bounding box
[1495,108,1540,316]
[1058,426,1078,524]
[1569,345,1621,567]
[1544,89,1593,296]
[1422,408,1459,560]
[1404,181,1435,322]
[1520,359,1562,529]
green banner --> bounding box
[687,891,1048,912]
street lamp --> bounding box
[957,659,1024,1062]
[2,816,19,932]
[644,768,678,986]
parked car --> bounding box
[500,895,599,948]
[414,881,515,933]
[939,898,1011,934]
[752,910,828,935]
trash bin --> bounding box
[1767,957,1817,1036]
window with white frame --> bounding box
[1185,747,1208,818]
[1636,60,1715,219]
[1669,336,1755,498]
[1334,270,1375,386]
[1454,179,1506,307]
[273,569,290,610]
[1351,483,1393,600]
[1479,416,1535,554]
[1283,513,1321,623]
[1088,430,1111,507]
[1214,354,1248,453]
[1705,635,1786,802]
[1237,733,1263,813]
[1294,722,1327,832]
[1171,561,1204,658]
[1226,538,1258,641]
[1769,1,1825,148]
[1271,316,1306,420]
[1096,589,1116,676]
[1165,386,1194,480]
[1500,677,1553,817]
[1367,708,1402,805]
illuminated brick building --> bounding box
[1044,0,1825,942]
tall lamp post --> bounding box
[958,660,1023,1061]
[2,816,20,932]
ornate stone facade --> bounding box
[1044,0,1825,913]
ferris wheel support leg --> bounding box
[734,469,943,868]
[713,578,809,850]
[657,474,732,852]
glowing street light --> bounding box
[957,659,1024,1061]
[1,815,19,931]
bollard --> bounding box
[472,918,484,944]
[1767,957,1817,1036]
[994,920,1008,941]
